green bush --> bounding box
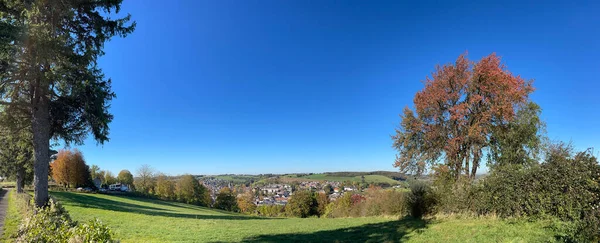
[285,190,316,218]
[323,188,408,218]
[406,181,437,218]
[256,205,285,217]
[477,145,600,241]
[214,188,238,212]
[16,197,117,243]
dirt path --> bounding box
[0,189,9,237]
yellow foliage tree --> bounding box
[51,149,90,188]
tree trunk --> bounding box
[470,149,481,179]
[16,167,24,193]
[32,94,50,208]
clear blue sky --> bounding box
[73,0,600,175]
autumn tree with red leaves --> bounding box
[392,53,534,180]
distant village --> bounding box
[199,177,395,206]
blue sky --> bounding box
[72,0,600,175]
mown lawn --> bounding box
[50,191,560,242]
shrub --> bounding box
[214,187,238,212]
[176,175,210,206]
[237,192,257,214]
[285,190,316,218]
[323,192,362,218]
[315,193,329,217]
[256,205,285,217]
[362,187,407,217]
[16,197,117,243]
[477,144,600,241]
[406,181,437,218]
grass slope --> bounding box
[51,192,559,242]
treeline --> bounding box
[50,149,135,191]
[128,165,244,211]
[126,165,212,207]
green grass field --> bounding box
[210,175,261,183]
[48,191,560,242]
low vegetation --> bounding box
[1,190,26,242]
[2,191,117,243]
[49,191,561,242]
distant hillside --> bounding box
[299,174,401,185]
[195,171,407,186]
[320,171,406,181]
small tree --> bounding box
[155,174,175,200]
[103,171,117,185]
[315,192,329,217]
[51,149,91,188]
[89,165,102,181]
[134,164,155,195]
[117,170,134,186]
[0,106,34,193]
[286,190,316,218]
[215,187,238,212]
[237,191,256,214]
[176,174,210,206]
[323,185,333,195]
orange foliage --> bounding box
[393,52,533,179]
[51,149,90,188]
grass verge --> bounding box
[1,190,29,242]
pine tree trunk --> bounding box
[32,94,50,208]
[16,167,24,193]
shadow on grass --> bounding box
[51,191,274,220]
[219,217,428,243]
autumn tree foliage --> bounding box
[51,150,91,188]
[393,53,534,180]
[155,174,176,200]
[237,191,257,214]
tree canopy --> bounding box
[392,53,534,180]
[51,149,91,188]
[0,0,135,207]
[117,169,134,185]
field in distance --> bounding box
[287,174,400,185]
[50,191,559,242]
[208,171,406,185]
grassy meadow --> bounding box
[48,191,560,242]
